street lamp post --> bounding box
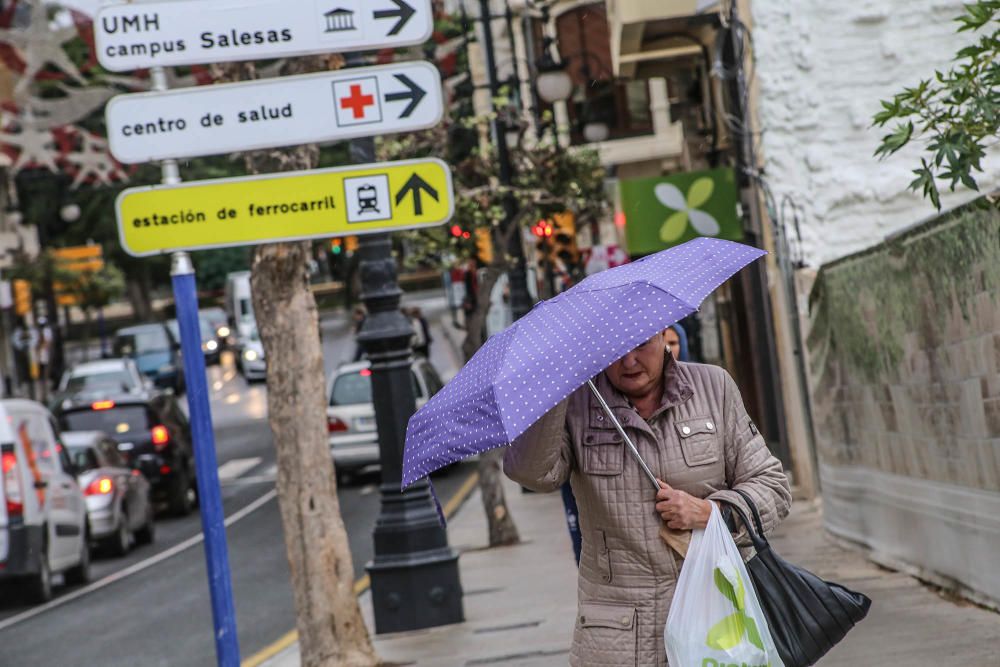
[478,0,533,322]
[348,58,463,634]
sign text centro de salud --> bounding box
[116,159,453,257]
[95,0,432,71]
[105,62,442,164]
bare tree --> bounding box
[218,57,379,667]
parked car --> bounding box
[113,323,185,395]
[55,393,197,516]
[238,327,266,382]
[51,358,148,410]
[63,431,154,557]
[166,317,221,366]
[0,399,90,603]
[224,271,256,342]
[327,358,444,481]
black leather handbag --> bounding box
[724,489,872,667]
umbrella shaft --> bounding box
[586,380,660,492]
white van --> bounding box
[223,271,257,341]
[0,399,90,603]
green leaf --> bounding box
[687,177,715,209]
[714,567,741,609]
[706,613,746,651]
[743,615,766,651]
[660,211,689,242]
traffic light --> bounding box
[474,227,494,265]
[550,212,579,270]
[531,220,554,239]
[449,224,472,240]
[13,280,31,316]
[330,238,344,255]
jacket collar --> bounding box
[591,351,694,417]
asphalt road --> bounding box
[0,292,471,666]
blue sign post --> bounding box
[171,252,241,666]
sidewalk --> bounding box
[263,479,1000,666]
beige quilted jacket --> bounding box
[503,354,791,666]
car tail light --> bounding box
[85,476,114,496]
[360,369,372,377]
[327,416,349,433]
[151,425,170,450]
[2,450,23,517]
[91,400,115,411]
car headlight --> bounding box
[205,340,218,351]
[217,326,231,338]
[159,364,175,373]
[243,349,259,362]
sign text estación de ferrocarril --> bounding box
[95,0,432,71]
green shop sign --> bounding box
[620,168,742,256]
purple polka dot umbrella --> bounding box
[402,237,766,488]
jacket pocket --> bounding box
[575,602,638,667]
[674,416,720,467]
[580,430,624,476]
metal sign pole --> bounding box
[151,66,240,667]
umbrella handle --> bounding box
[586,380,661,492]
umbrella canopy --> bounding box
[402,237,766,487]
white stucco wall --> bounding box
[751,0,1000,266]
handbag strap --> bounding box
[720,489,769,551]
[732,488,767,537]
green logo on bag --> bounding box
[704,566,767,658]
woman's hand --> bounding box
[654,480,714,530]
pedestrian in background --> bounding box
[351,305,366,362]
[408,307,432,358]
[504,328,790,666]
[665,322,690,362]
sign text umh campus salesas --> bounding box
[105,62,442,164]
[95,0,432,71]
[116,158,454,256]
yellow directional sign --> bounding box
[116,158,454,257]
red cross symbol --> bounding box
[340,84,375,119]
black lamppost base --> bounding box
[368,547,463,634]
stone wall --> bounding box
[807,199,1000,606]
[751,0,1000,267]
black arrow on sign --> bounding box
[373,0,416,37]
[395,173,439,216]
[384,74,426,119]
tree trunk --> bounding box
[125,269,152,321]
[228,58,378,667]
[81,309,92,361]
[462,261,520,547]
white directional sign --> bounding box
[105,62,442,164]
[95,0,432,71]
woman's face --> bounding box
[664,328,681,359]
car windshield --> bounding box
[330,369,420,406]
[167,319,214,342]
[63,370,133,393]
[61,405,152,437]
[115,328,170,355]
[68,446,101,473]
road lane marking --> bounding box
[242,471,481,667]
[218,457,263,481]
[0,489,277,633]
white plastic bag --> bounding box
[665,504,784,667]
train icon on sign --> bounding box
[344,175,391,224]
[356,184,380,214]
